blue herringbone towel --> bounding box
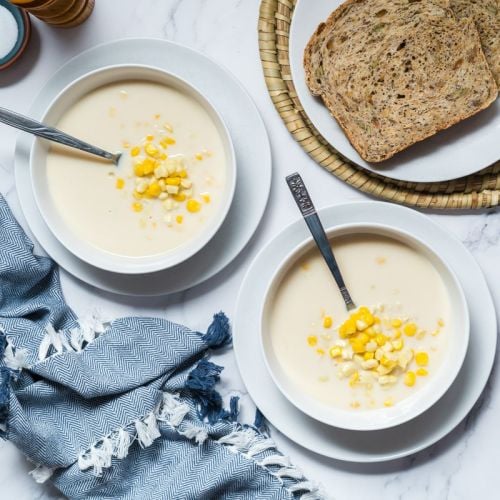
[0,195,325,500]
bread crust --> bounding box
[304,0,498,163]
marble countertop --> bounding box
[0,1,498,499]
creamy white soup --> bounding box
[268,234,450,410]
[46,80,227,257]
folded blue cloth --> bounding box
[0,195,325,500]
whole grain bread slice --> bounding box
[450,0,500,87]
[304,0,498,163]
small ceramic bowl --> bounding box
[260,223,470,431]
[0,0,31,71]
[30,64,237,274]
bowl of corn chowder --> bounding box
[30,65,236,274]
[260,223,469,431]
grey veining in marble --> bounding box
[0,1,498,499]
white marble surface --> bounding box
[0,1,498,498]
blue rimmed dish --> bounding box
[0,0,31,71]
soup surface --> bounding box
[268,233,450,410]
[46,80,227,257]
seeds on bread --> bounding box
[450,0,500,86]
[304,0,498,163]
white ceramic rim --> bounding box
[30,63,237,275]
[260,222,470,431]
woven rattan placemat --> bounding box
[258,0,500,209]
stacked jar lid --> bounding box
[10,0,94,28]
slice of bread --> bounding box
[304,0,498,163]
[450,0,500,86]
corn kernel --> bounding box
[416,368,428,376]
[392,339,404,351]
[415,352,429,366]
[404,323,417,336]
[364,352,374,360]
[349,371,359,386]
[166,185,179,195]
[316,348,325,355]
[176,215,183,224]
[195,153,203,161]
[379,375,397,386]
[351,341,366,354]
[132,202,143,212]
[383,399,393,407]
[329,346,342,358]
[307,335,318,347]
[437,319,445,327]
[186,199,201,213]
[392,329,401,339]
[201,193,211,204]
[164,137,176,145]
[339,318,356,337]
[130,146,140,157]
[404,371,416,387]
[145,143,159,157]
[391,319,402,328]
[179,170,188,179]
[166,177,181,186]
[146,183,162,198]
[361,359,378,370]
[133,190,143,200]
[134,163,146,177]
[375,334,387,346]
[143,158,156,175]
[115,178,125,189]
[146,134,154,141]
[323,315,333,329]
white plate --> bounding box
[289,0,500,183]
[234,201,497,462]
[15,38,271,296]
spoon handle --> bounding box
[0,106,120,165]
[286,172,356,311]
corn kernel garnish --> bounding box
[415,352,429,366]
[404,371,416,387]
[404,323,417,336]
[132,202,143,212]
[307,305,438,408]
[307,335,318,347]
[186,199,201,213]
[195,153,203,161]
[115,178,125,189]
[329,346,342,358]
[323,316,333,329]
[126,130,209,224]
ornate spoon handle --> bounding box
[0,106,121,165]
[286,172,356,311]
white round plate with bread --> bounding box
[290,0,499,183]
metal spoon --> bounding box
[0,106,121,165]
[286,172,356,311]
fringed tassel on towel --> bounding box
[185,359,228,424]
[201,312,231,349]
